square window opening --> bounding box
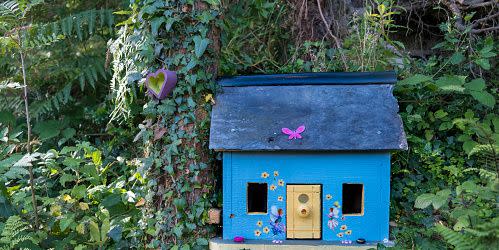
[342,183,364,216]
[247,183,268,214]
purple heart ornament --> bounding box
[145,68,177,100]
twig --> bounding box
[316,0,349,71]
[462,1,497,10]
[471,12,499,28]
[471,26,499,33]
[17,30,39,229]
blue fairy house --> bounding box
[209,72,407,244]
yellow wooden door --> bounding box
[286,185,321,239]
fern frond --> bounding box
[0,1,20,21]
[0,215,39,249]
[29,83,73,120]
[0,96,23,113]
[0,79,22,91]
[435,224,475,250]
[26,8,114,46]
[464,168,498,183]
[108,25,147,124]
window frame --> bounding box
[246,182,268,214]
[341,183,364,216]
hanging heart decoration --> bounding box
[145,68,177,100]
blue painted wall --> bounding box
[222,151,391,242]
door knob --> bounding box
[297,204,311,217]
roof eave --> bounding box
[218,71,397,87]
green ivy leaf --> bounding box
[193,36,210,58]
[150,17,164,37]
[203,0,220,6]
[196,238,209,245]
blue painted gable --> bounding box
[222,151,391,242]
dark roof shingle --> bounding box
[209,72,407,151]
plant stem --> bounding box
[316,0,349,71]
[18,30,39,229]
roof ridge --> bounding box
[218,71,397,87]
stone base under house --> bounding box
[209,238,381,250]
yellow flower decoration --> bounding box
[278,196,284,201]
[261,172,269,178]
[254,229,262,237]
[274,171,279,177]
[334,201,341,208]
[278,179,284,186]
[270,184,277,191]
[256,220,263,227]
[345,230,352,235]
[325,194,332,200]
[263,227,270,234]
[340,225,347,230]
[337,232,344,238]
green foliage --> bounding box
[0,0,497,249]
[220,0,289,74]
[0,215,40,249]
[107,0,221,248]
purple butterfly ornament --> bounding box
[282,125,305,140]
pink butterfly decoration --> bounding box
[282,125,305,140]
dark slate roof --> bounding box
[209,72,408,151]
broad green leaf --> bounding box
[435,75,465,88]
[474,58,490,70]
[63,157,80,168]
[193,36,209,58]
[433,189,451,209]
[89,220,100,242]
[414,193,434,209]
[101,218,110,243]
[76,223,85,234]
[434,110,448,119]
[450,52,464,65]
[463,140,478,154]
[33,120,63,140]
[60,173,76,187]
[91,151,102,167]
[60,214,75,231]
[398,74,432,85]
[464,78,485,91]
[453,215,470,231]
[71,185,87,199]
[470,91,495,108]
[101,193,122,208]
